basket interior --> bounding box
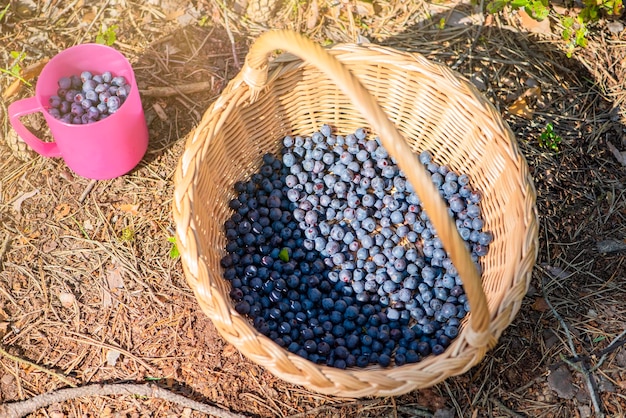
[194,58,524,314]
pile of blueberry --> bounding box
[47,71,131,124]
[220,125,492,369]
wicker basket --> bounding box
[173,30,538,397]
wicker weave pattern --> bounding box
[173,30,538,397]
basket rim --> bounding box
[173,35,539,397]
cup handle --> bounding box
[8,97,61,158]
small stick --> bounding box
[451,0,486,71]
[216,0,240,68]
[0,383,248,418]
[0,345,76,388]
[561,355,603,418]
[489,397,525,418]
[63,331,156,373]
[542,274,604,417]
[78,179,97,204]
[0,233,11,271]
[139,81,213,97]
[591,328,626,372]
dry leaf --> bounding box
[165,9,185,21]
[101,406,114,418]
[119,203,140,215]
[103,263,125,308]
[222,345,237,358]
[2,58,48,100]
[0,373,14,386]
[106,349,121,367]
[355,0,375,16]
[518,9,552,34]
[0,305,10,321]
[543,264,572,279]
[596,239,626,253]
[152,102,168,121]
[55,203,71,219]
[58,292,75,308]
[507,86,541,119]
[0,322,9,339]
[532,297,550,312]
[3,79,23,101]
[607,141,626,167]
[22,58,49,80]
[82,11,96,22]
[107,267,125,289]
[12,189,39,213]
[306,0,319,30]
[507,97,533,118]
[42,240,58,253]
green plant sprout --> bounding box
[486,0,623,56]
[539,123,562,151]
[278,248,290,262]
[581,0,623,20]
[562,16,588,58]
[0,50,31,86]
[167,236,179,259]
[96,24,118,46]
[0,3,10,21]
[120,227,135,242]
[198,15,210,27]
[487,0,549,20]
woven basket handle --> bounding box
[244,30,490,343]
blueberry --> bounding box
[64,90,77,102]
[431,344,445,355]
[70,75,82,89]
[378,353,391,367]
[58,76,72,90]
[111,75,127,87]
[419,151,432,164]
[49,95,62,108]
[107,96,121,112]
[478,231,493,245]
[48,108,61,119]
[235,301,251,315]
[467,204,481,219]
[70,102,84,116]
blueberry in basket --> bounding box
[220,125,492,369]
[47,71,131,124]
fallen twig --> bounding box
[561,329,626,368]
[63,331,156,373]
[216,0,241,68]
[139,81,213,97]
[607,140,626,167]
[0,383,248,418]
[78,179,97,204]
[542,273,604,417]
[0,345,76,388]
[489,397,525,418]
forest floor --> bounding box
[0,0,625,417]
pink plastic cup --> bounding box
[8,44,148,180]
